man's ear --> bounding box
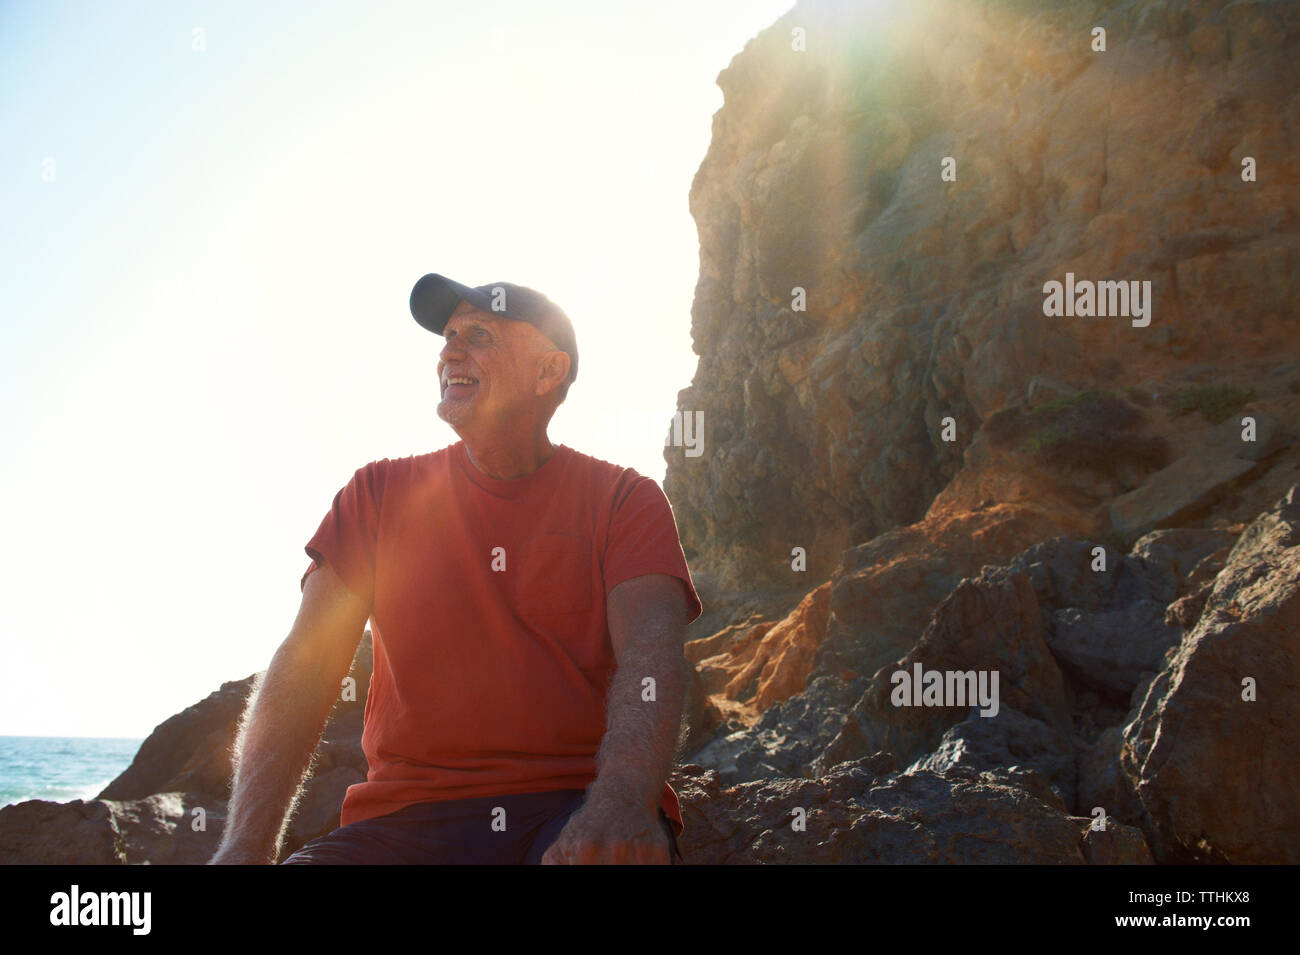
[536,349,571,397]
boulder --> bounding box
[1130,528,1239,594]
[906,707,1076,810]
[1006,537,1184,700]
[688,674,867,784]
[0,799,120,864]
[818,566,1070,772]
[99,633,372,809]
[1009,537,1178,615]
[816,502,1087,684]
[96,678,255,802]
[1047,602,1180,699]
[1121,486,1300,862]
[671,759,1149,865]
[0,634,376,863]
[1109,454,1257,544]
[0,793,225,865]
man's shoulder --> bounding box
[562,445,652,488]
[367,442,457,472]
[354,443,458,490]
[561,447,674,521]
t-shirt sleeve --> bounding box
[299,460,385,605]
[603,476,703,623]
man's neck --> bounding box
[461,431,556,480]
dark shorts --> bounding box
[280,788,683,865]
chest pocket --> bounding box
[511,534,594,616]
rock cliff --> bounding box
[665,0,1299,596]
[672,0,1298,863]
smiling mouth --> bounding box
[443,375,479,395]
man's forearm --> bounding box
[211,640,345,863]
[588,627,689,812]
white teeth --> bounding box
[446,377,476,386]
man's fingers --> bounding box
[545,839,668,865]
[541,838,569,865]
[539,811,670,864]
[561,838,628,865]
[569,839,606,865]
[630,835,669,865]
[609,840,638,865]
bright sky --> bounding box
[0,0,792,738]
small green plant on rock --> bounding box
[1167,384,1256,425]
[985,389,1168,476]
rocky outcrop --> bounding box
[684,487,1298,863]
[688,674,867,786]
[96,631,371,825]
[907,708,1077,810]
[816,495,1095,685]
[1011,537,1185,702]
[685,582,831,725]
[1122,487,1300,863]
[0,634,373,865]
[96,678,254,803]
[817,565,1071,773]
[671,759,1151,865]
[668,1,1298,841]
[665,0,1300,595]
[0,794,227,865]
[1109,443,1262,544]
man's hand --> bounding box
[541,573,689,865]
[540,789,670,865]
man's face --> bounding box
[436,302,547,434]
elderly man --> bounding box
[209,275,701,865]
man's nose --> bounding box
[439,337,466,363]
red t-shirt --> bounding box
[300,441,702,836]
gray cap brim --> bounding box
[410,273,495,335]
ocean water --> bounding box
[0,736,144,808]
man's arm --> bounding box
[541,572,689,865]
[208,561,370,864]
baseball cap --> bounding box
[410,273,578,384]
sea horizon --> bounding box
[0,733,146,740]
[0,734,144,809]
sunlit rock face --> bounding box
[667,0,1297,865]
[665,0,1300,597]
